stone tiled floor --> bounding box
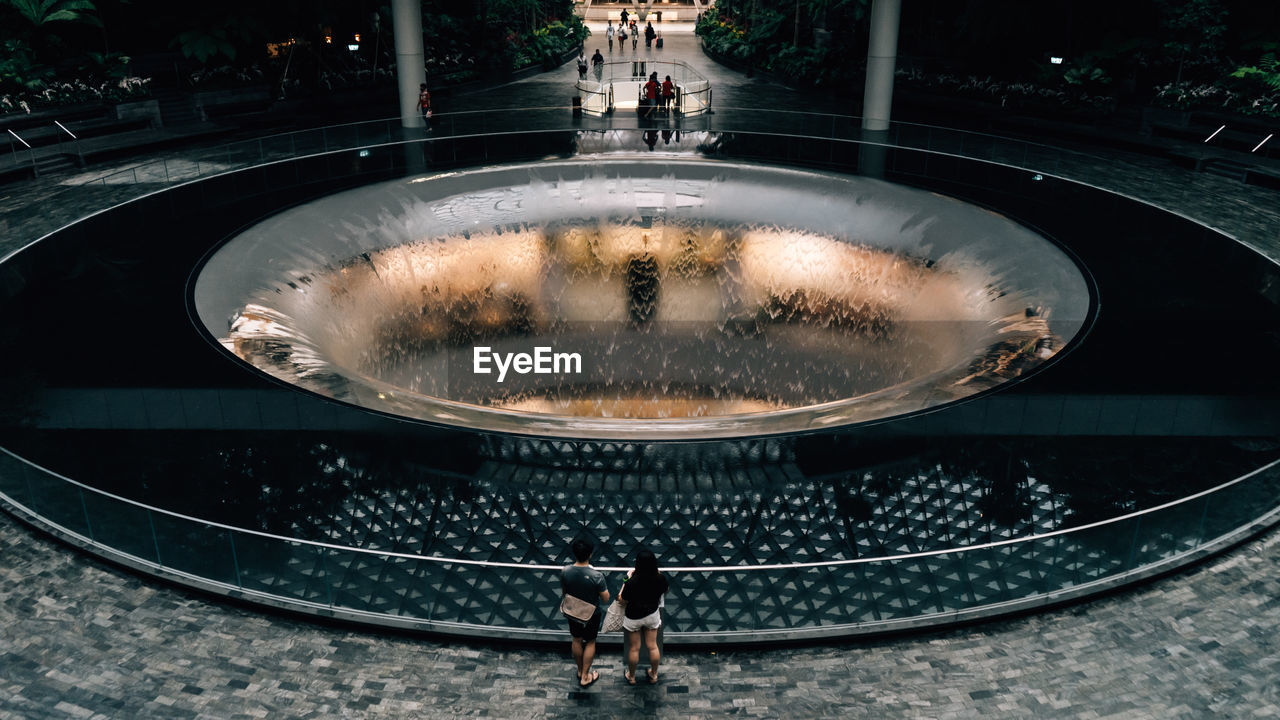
[3,510,1280,719]
[4,22,1280,720]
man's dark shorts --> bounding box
[568,609,602,643]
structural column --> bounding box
[392,0,427,129]
[861,0,901,132]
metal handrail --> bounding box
[54,120,77,140]
[3,444,1278,575]
[4,109,1166,272]
[61,106,1108,190]
[7,128,38,176]
[7,128,30,148]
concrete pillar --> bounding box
[392,0,427,129]
[861,0,901,132]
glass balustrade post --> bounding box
[79,488,94,542]
[147,510,163,566]
[1197,495,1210,546]
[1126,516,1142,569]
[320,547,334,607]
[229,532,243,588]
[22,463,37,510]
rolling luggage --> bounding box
[655,35,663,49]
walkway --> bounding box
[3,25,1280,720]
[456,21,847,115]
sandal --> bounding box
[647,668,659,684]
[579,670,599,688]
[624,670,636,686]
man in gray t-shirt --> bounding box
[561,538,610,687]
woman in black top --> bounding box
[618,549,668,684]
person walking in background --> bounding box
[416,83,432,125]
[591,48,605,80]
[661,75,675,115]
[561,537,610,687]
[618,549,668,685]
[644,21,656,48]
[620,7,629,28]
[631,21,639,51]
[577,50,588,79]
[606,21,615,52]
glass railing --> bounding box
[3,441,1278,639]
[20,107,1107,199]
[4,109,1146,267]
[3,117,1280,639]
[575,59,711,116]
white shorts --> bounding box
[622,610,662,632]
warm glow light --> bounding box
[354,33,361,42]
[197,162,1091,438]
[324,35,333,44]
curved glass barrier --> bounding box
[3,118,1279,643]
[5,107,1113,250]
[3,446,1279,641]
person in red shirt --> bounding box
[661,75,674,115]
[643,72,659,118]
[416,83,431,125]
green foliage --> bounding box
[4,0,100,28]
[0,38,52,91]
[696,1,868,87]
[1152,79,1278,117]
[697,8,752,63]
[1,74,150,115]
[172,27,239,64]
[808,0,866,24]
[896,68,1117,118]
[512,17,584,71]
[85,50,132,78]
[772,45,828,87]
[1155,50,1280,118]
[1231,53,1280,93]
[1155,0,1228,80]
[1063,63,1111,89]
[169,12,265,66]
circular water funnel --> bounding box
[193,159,1092,438]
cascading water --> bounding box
[193,158,1092,439]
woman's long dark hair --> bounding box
[634,549,659,580]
